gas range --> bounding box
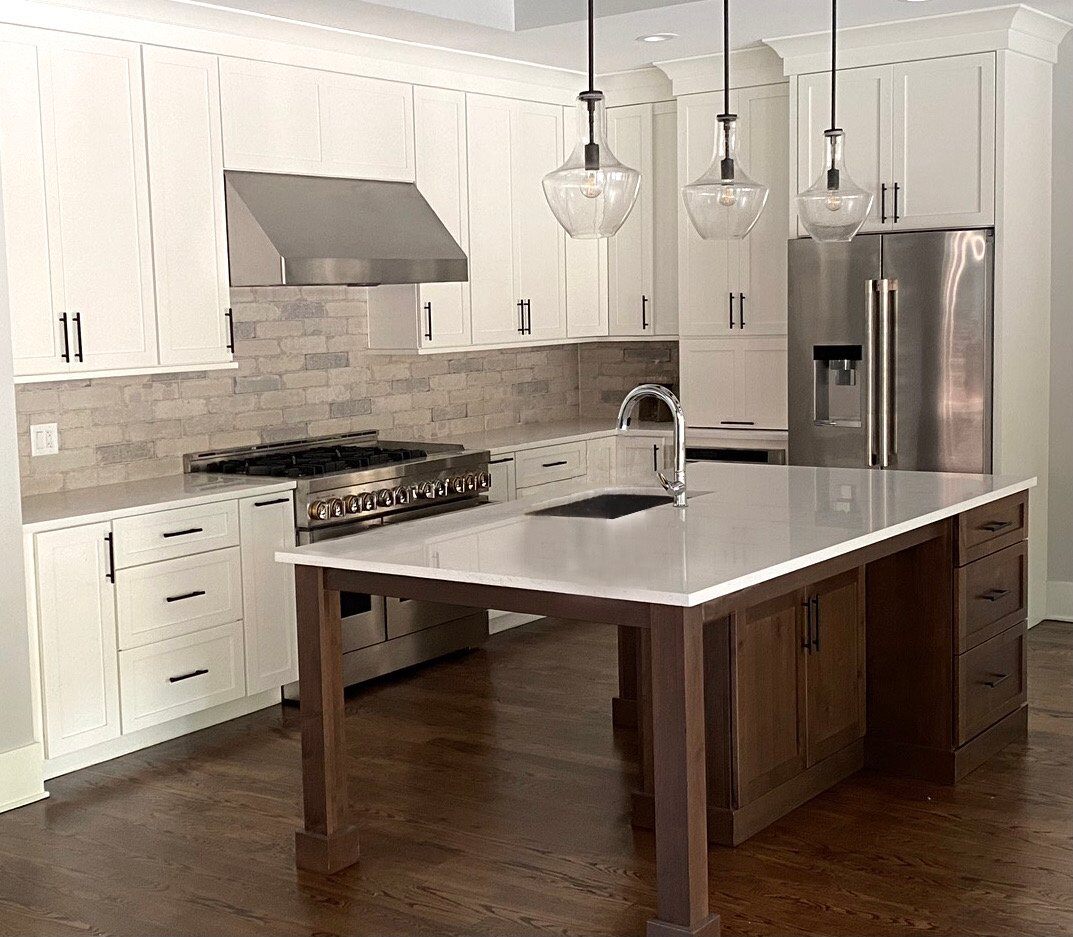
[183,431,492,536]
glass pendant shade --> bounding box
[543,93,641,239]
[683,115,769,240]
[796,129,874,242]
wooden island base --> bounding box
[290,490,1028,936]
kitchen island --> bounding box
[276,462,1033,937]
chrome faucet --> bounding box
[616,384,688,507]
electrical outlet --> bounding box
[30,423,59,457]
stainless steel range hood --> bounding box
[224,171,468,287]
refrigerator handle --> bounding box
[877,277,895,469]
[866,280,879,467]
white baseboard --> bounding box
[0,741,47,814]
[1046,580,1073,622]
[488,611,543,634]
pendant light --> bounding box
[543,0,641,239]
[682,0,768,240]
[795,0,874,241]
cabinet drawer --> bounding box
[116,547,243,649]
[957,541,1027,652]
[957,621,1026,745]
[515,442,587,489]
[118,621,246,734]
[113,500,239,568]
[956,492,1027,565]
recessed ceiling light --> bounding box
[636,32,678,43]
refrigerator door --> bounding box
[788,236,882,468]
[882,229,993,473]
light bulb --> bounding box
[718,186,737,207]
[580,170,604,199]
[824,192,843,212]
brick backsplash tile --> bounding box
[15,287,681,495]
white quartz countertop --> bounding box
[276,463,1034,607]
[22,475,296,532]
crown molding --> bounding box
[0,0,583,103]
[653,45,785,97]
[597,66,674,107]
[765,4,1072,76]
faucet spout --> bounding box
[616,384,688,508]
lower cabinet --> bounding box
[616,434,669,485]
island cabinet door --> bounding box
[803,569,866,766]
[731,590,807,806]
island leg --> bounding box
[613,626,640,728]
[293,565,361,874]
[647,605,720,937]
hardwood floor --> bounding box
[1,619,1070,936]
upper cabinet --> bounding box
[605,102,679,338]
[218,58,415,181]
[678,85,789,338]
[467,94,566,346]
[795,53,996,234]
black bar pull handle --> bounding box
[729,292,735,329]
[739,293,746,329]
[720,420,755,426]
[517,300,526,334]
[224,307,235,353]
[423,301,433,342]
[801,599,812,652]
[104,532,115,583]
[893,183,900,223]
[641,294,649,330]
[489,456,514,465]
[59,313,71,363]
[652,444,659,472]
[525,299,532,335]
[542,460,568,468]
[254,497,289,508]
[983,672,1011,689]
[979,520,1013,533]
[811,596,820,651]
[980,588,1011,603]
[72,311,84,362]
[165,590,206,603]
[880,183,887,223]
[161,527,204,539]
[168,668,208,684]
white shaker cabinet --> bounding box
[680,338,788,431]
[34,522,120,759]
[143,47,233,367]
[219,57,415,181]
[239,494,299,696]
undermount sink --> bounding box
[528,493,672,520]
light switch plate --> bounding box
[30,422,59,456]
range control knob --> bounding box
[463,473,477,492]
[477,471,492,491]
[343,495,362,515]
[308,500,330,521]
[394,486,412,505]
[434,479,448,497]
[418,481,436,500]
[328,498,345,518]
[360,492,376,512]
[376,488,395,507]
[451,476,466,494]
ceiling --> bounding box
[178,0,1073,72]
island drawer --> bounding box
[515,441,587,490]
[116,547,243,649]
[957,621,1026,745]
[113,500,240,569]
[957,540,1027,652]
[956,492,1027,565]
[118,621,246,734]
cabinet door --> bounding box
[415,87,470,348]
[607,104,653,337]
[35,522,119,758]
[487,455,517,503]
[805,570,864,765]
[651,101,679,336]
[466,95,520,345]
[891,54,996,229]
[678,93,733,336]
[733,85,788,336]
[219,57,321,173]
[615,435,667,485]
[239,494,298,695]
[679,339,740,429]
[144,47,232,367]
[319,72,415,182]
[797,65,891,234]
[733,590,807,806]
[586,436,615,486]
[39,33,157,369]
[740,338,788,431]
[0,34,66,377]
[511,99,566,342]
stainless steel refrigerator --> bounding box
[788,228,993,474]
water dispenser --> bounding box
[813,344,863,426]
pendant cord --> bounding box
[722,0,730,116]
[588,0,595,94]
[829,0,837,131]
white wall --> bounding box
[1048,32,1073,622]
[0,156,45,810]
